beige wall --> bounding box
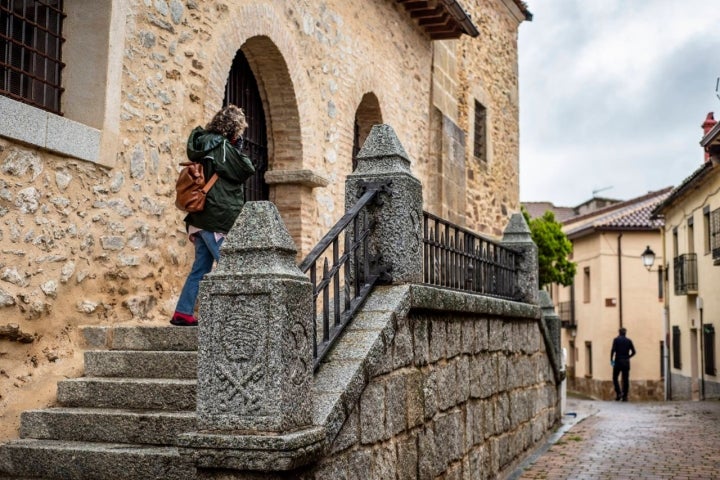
[558,231,665,400]
[661,169,720,399]
[0,0,524,439]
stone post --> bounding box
[501,213,538,304]
[179,202,325,471]
[538,290,561,361]
[345,124,423,284]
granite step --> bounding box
[0,439,195,480]
[20,407,197,446]
[84,350,197,379]
[82,325,198,351]
[57,377,196,410]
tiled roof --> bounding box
[652,162,714,217]
[563,187,673,239]
[522,202,576,222]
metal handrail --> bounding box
[422,211,520,300]
[300,183,390,370]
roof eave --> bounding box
[397,0,480,39]
[701,121,720,148]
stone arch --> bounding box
[352,92,383,170]
[203,4,319,253]
[203,4,310,173]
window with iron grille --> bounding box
[704,324,715,376]
[710,207,720,261]
[585,341,592,377]
[473,100,486,163]
[0,0,65,114]
[672,326,681,369]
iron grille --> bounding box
[711,208,720,262]
[473,100,486,162]
[704,324,715,376]
[672,326,681,369]
[558,300,575,328]
[0,0,64,114]
[223,50,268,201]
[422,211,519,300]
[673,253,697,295]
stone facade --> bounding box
[0,0,527,440]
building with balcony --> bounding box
[542,188,671,400]
[651,112,720,400]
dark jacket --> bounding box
[611,335,636,363]
[183,127,255,234]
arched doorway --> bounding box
[352,92,383,171]
[224,50,269,201]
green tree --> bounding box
[521,207,576,288]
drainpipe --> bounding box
[698,297,705,400]
[617,233,623,329]
[661,228,671,401]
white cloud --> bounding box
[519,0,720,206]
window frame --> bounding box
[672,325,681,370]
[472,99,487,164]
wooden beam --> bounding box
[418,13,451,27]
[410,6,443,18]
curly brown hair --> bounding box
[205,104,248,141]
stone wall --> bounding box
[570,377,664,402]
[670,372,720,401]
[303,313,558,480]
[0,0,526,440]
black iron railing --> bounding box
[299,182,391,370]
[673,253,698,295]
[558,300,575,328]
[422,212,519,300]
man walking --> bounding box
[611,328,636,401]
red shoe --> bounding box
[170,312,197,326]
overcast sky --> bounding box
[518,0,720,207]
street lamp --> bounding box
[641,245,656,271]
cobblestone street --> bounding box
[513,397,720,480]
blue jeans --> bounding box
[175,230,224,316]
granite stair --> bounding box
[0,326,199,480]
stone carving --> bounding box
[287,321,309,386]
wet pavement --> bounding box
[511,396,720,480]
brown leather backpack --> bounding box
[175,161,219,213]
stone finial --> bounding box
[346,124,423,284]
[502,213,532,244]
[353,124,413,176]
[502,212,538,304]
[186,201,324,471]
[356,124,411,162]
[213,201,301,278]
[538,290,556,316]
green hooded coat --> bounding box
[183,126,256,233]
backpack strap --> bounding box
[202,173,219,194]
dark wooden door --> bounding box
[224,50,268,201]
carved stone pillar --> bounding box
[179,201,324,471]
[344,124,423,284]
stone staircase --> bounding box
[0,326,199,480]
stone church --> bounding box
[0,0,530,440]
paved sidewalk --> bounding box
[514,397,720,480]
